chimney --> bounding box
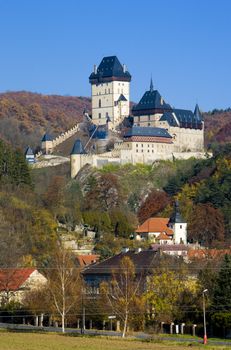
[94,65,97,74]
[123,64,126,73]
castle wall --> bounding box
[133,113,163,127]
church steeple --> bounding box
[150,77,154,92]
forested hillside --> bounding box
[0,91,91,150]
[0,91,230,151]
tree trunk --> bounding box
[122,311,128,338]
[62,313,65,333]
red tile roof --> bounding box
[188,248,231,260]
[156,232,172,240]
[76,255,100,267]
[0,268,36,291]
[136,217,173,235]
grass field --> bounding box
[0,332,230,350]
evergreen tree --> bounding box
[211,254,231,336]
[213,254,231,311]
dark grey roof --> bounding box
[132,88,172,114]
[160,108,203,129]
[82,250,159,276]
[41,133,53,142]
[117,94,127,102]
[25,146,34,156]
[168,201,186,224]
[124,126,172,138]
[194,104,202,121]
[89,56,131,83]
[71,139,86,155]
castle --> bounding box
[69,55,205,178]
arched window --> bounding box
[99,99,101,108]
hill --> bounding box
[204,108,231,146]
[0,91,91,150]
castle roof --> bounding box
[117,93,127,102]
[124,126,172,139]
[89,56,131,83]
[25,146,34,156]
[132,85,172,116]
[71,139,86,155]
[160,107,203,129]
[41,133,53,142]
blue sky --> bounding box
[0,0,231,111]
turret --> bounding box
[168,200,187,244]
[41,133,53,154]
[70,139,86,178]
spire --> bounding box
[71,139,86,155]
[168,200,186,224]
[194,103,202,120]
[150,77,154,92]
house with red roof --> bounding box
[135,201,187,245]
[0,268,47,305]
[76,254,100,268]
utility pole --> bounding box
[202,289,208,345]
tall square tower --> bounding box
[89,56,131,129]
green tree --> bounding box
[211,254,231,336]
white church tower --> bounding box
[89,56,131,129]
[168,201,187,244]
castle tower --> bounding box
[41,133,53,154]
[168,201,187,244]
[70,139,86,178]
[89,56,131,129]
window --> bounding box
[105,89,107,94]
[98,113,101,119]
[136,144,138,147]
[180,225,182,229]
[136,150,138,153]
[141,144,143,147]
[99,99,101,108]
[108,89,110,93]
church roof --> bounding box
[124,126,172,139]
[41,133,53,142]
[168,201,186,224]
[136,218,173,235]
[25,146,34,156]
[89,56,131,83]
[160,107,203,129]
[71,139,86,155]
[132,86,172,115]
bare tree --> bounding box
[46,247,82,333]
[100,256,144,337]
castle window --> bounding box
[108,89,110,93]
[148,150,150,153]
[99,99,101,108]
[148,123,150,126]
[148,144,149,147]
[136,144,138,147]
[180,225,182,229]
[98,113,101,119]
[141,144,143,147]
[141,150,143,153]
[136,150,138,153]
[105,89,107,94]
[152,150,154,153]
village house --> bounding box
[0,268,47,305]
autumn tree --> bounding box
[43,176,66,219]
[137,189,170,224]
[188,203,225,246]
[145,269,185,325]
[100,256,144,337]
[45,247,82,333]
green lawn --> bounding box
[0,332,230,350]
